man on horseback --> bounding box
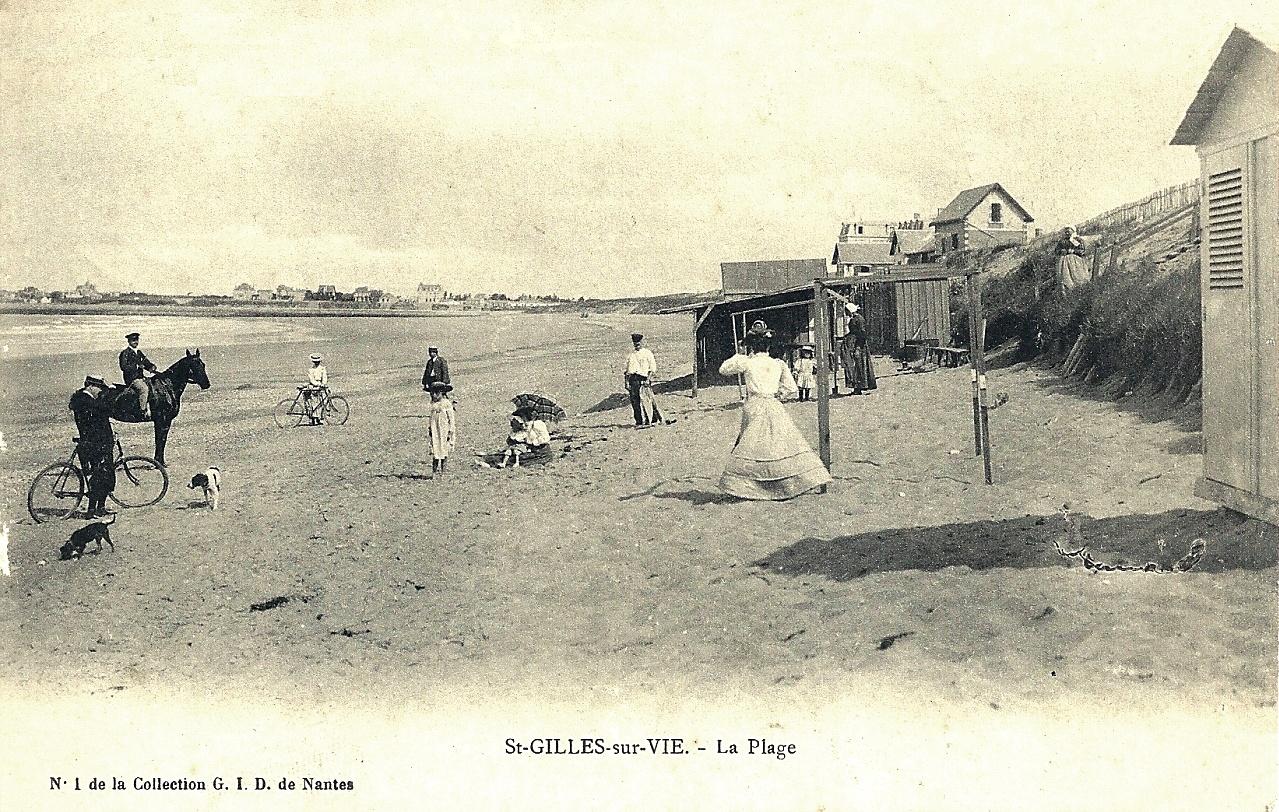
[119,332,157,420]
[69,374,116,517]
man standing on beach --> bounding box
[69,374,116,517]
[623,333,663,427]
[119,331,156,420]
[421,346,451,393]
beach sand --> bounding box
[0,313,1274,810]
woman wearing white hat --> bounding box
[303,354,328,424]
[716,322,832,500]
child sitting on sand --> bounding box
[499,407,551,468]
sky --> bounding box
[0,0,1273,298]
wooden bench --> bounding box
[925,346,971,367]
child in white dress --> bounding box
[793,346,816,402]
[427,382,455,476]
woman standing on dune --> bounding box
[718,322,832,500]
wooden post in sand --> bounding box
[966,273,994,485]
[691,304,716,398]
[730,312,745,399]
[814,280,831,492]
[965,274,982,455]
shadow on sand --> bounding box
[754,508,1276,580]
[650,488,738,506]
[583,374,694,414]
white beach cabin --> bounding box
[1171,25,1279,525]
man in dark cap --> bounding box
[119,332,156,419]
[623,332,663,427]
[421,345,451,394]
[68,374,116,517]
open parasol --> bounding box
[511,391,568,423]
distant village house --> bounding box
[415,283,445,305]
[931,183,1034,254]
[68,281,103,300]
[832,221,897,276]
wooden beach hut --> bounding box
[1171,25,1279,525]
[860,264,953,354]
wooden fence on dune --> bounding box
[1076,180,1199,235]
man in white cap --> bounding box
[68,374,116,516]
[304,353,328,424]
[119,331,156,419]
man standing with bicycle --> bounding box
[68,374,116,517]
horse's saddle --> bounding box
[107,380,162,423]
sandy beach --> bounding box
[0,312,1274,810]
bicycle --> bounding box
[274,386,350,428]
[27,438,170,523]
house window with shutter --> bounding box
[990,202,1002,224]
[1206,167,1244,290]
[951,233,959,251]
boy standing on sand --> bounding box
[422,346,451,391]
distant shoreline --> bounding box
[0,303,504,319]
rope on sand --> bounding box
[1050,504,1206,573]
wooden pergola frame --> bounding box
[676,267,994,488]
[810,273,992,489]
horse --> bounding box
[109,349,211,466]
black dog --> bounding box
[60,514,116,560]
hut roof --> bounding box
[890,230,936,256]
[1170,25,1279,145]
[658,264,966,314]
[831,241,894,266]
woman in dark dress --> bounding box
[840,303,877,394]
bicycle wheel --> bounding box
[27,462,86,523]
[110,456,169,508]
[275,397,304,428]
[323,395,350,426]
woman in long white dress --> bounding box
[718,326,832,500]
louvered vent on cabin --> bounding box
[1206,168,1244,290]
